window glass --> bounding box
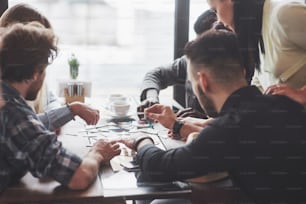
[189,0,210,40]
[8,0,170,98]
[8,0,207,101]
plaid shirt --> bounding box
[37,104,74,132]
[0,82,82,193]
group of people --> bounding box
[0,0,306,203]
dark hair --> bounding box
[184,30,244,84]
[0,23,57,82]
[193,9,217,35]
[233,0,265,83]
[0,3,51,28]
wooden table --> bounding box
[0,98,191,203]
[0,118,126,204]
[1,96,239,203]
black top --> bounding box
[140,56,205,114]
[136,86,306,203]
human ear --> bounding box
[197,72,209,93]
[32,72,40,81]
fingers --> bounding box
[109,140,118,145]
[264,85,277,95]
[110,139,135,150]
[145,112,161,121]
[138,101,159,120]
[113,147,121,156]
[144,104,162,120]
[138,99,159,111]
[264,84,287,95]
[176,107,192,117]
[84,110,100,125]
[145,104,164,113]
[111,143,120,149]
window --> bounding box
[9,0,209,101]
[189,0,210,40]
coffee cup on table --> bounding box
[111,101,130,117]
[108,94,127,103]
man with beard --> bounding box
[0,23,121,193]
[119,30,306,203]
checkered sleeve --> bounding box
[5,104,82,186]
[37,106,74,132]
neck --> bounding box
[7,81,29,99]
[227,18,235,32]
[211,80,248,113]
[228,23,235,32]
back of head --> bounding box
[184,30,245,85]
[0,22,57,82]
[0,3,51,28]
[193,9,217,35]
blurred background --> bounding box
[9,0,209,101]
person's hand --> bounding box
[180,117,214,128]
[167,117,215,141]
[264,84,306,105]
[137,97,159,119]
[116,133,146,150]
[117,134,154,151]
[117,138,135,150]
[145,104,177,130]
[91,140,121,163]
[69,102,100,125]
[166,129,180,140]
[176,107,207,118]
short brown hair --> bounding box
[184,30,244,84]
[0,22,57,82]
[0,3,51,28]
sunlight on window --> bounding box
[9,0,208,102]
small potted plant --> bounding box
[68,54,80,80]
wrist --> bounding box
[87,149,104,164]
[66,103,77,120]
[67,102,78,115]
[146,89,159,101]
[172,120,185,139]
[133,136,154,150]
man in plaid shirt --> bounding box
[0,23,121,193]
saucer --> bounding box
[110,112,133,119]
[108,114,135,123]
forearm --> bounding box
[173,118,214,141]
[38,106,74,131]
[141,57,187,98]
[45,90,62,111]
[68,151,103,190]
[136,143,209,181]
[179,122,203,141]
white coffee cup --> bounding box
[108,94,127,103]
[111,101,130,117]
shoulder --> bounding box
[2,98,31,120]
[275,1,306,26]
[197,116,239,139]
[173,56,188,68]
[1,97,47,132]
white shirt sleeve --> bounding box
[278,2,306,50]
